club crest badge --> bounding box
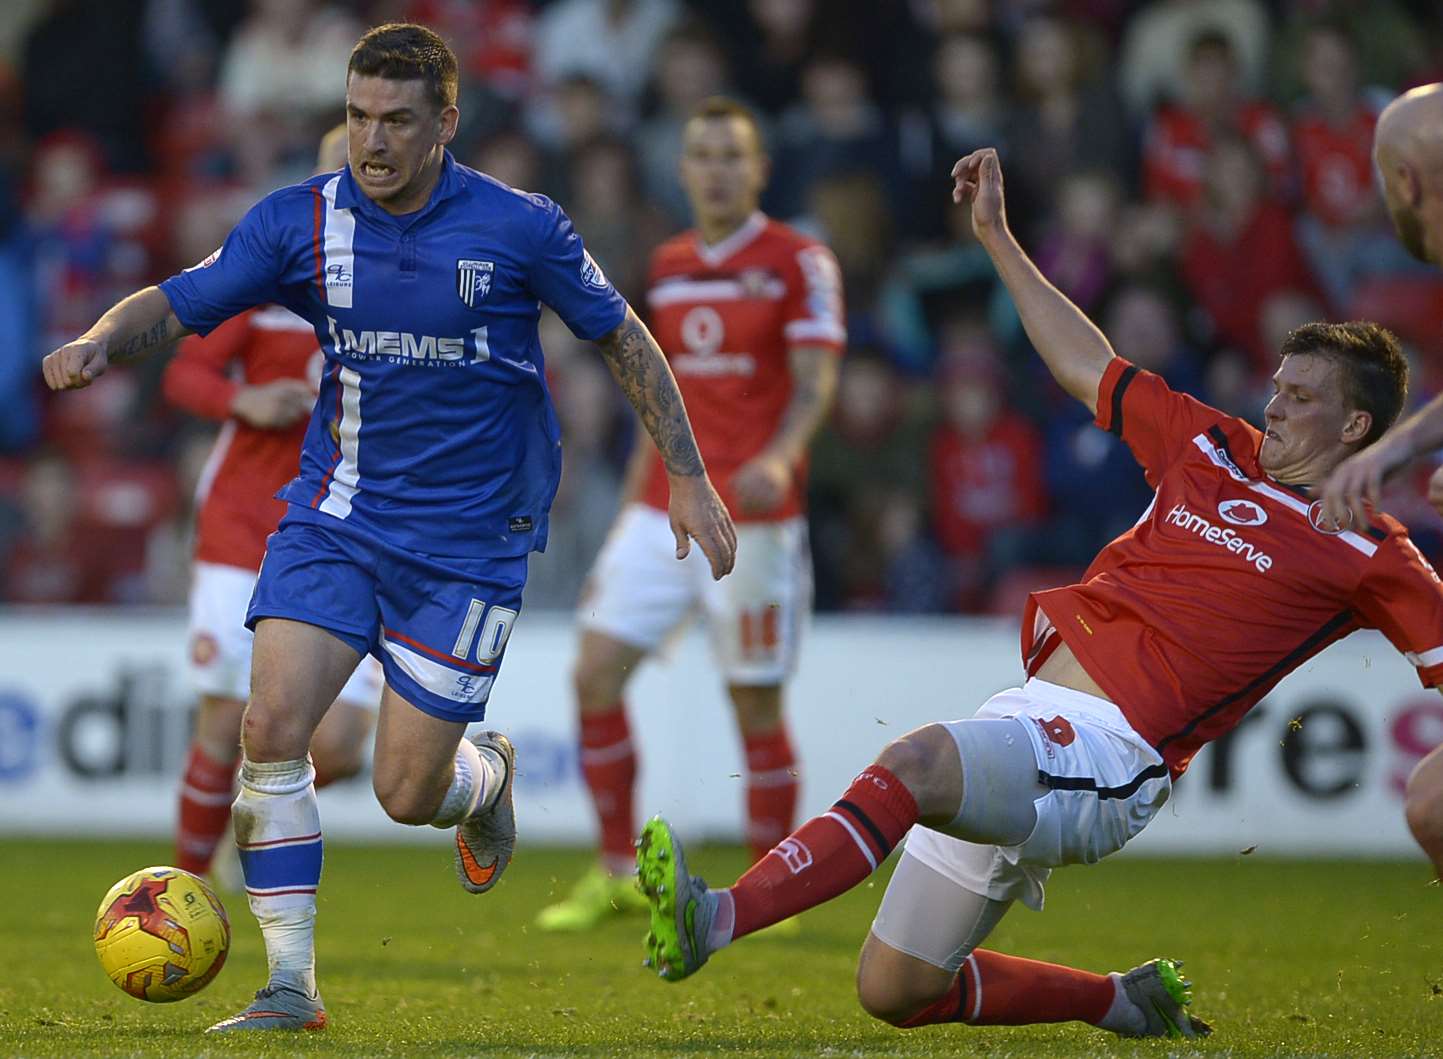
[457,259,495,308]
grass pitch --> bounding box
[0,838,1439,1058]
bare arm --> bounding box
[615,417,657,510]
[41,286,191,391]
[1320,393,1443,531]
[595,307,736,577]
[952,149,1115,415]
[733,344,840,515]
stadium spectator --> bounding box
[1118,0,1270,116]
[1289,21,1419,307]
[1032,171,1119,314]
[720,0,819,117]
[927,340,1046,610]
[532,0,679,110]
[1141,29,1289,211]
[1179,137,1320,371]
[562,136,672,303]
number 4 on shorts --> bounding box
[451,599,519,665]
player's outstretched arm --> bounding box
[952,149,1115,415]
[1320,393,1443,530]
[41,286,191,391]
[596,307,737,578]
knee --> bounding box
[875,724,959,820]
[372,771,440,826]
[572,653,629,712]
[855,960,950,1027]
[1404,773,1443,848]
[240,700,307,761]
[730,685,782,734]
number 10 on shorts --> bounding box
[451,599,518,665]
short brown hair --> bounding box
[688,96,766,152]
[348,23,458,110]
[1279,321,1408,446]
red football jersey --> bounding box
[1023,358,1443,780]
[1292,103,1378,228]
[164,306,323,570]
[639,212,846,522]
[1143,102,1290,208]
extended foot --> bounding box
[455,731,516,894]
[636,816,717,982]
[536,865,649,932]
[205,981,326,1033]
[1118,958,1212,1039]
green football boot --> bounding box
[1119,958,1213,1038]
[635,815,717,982]
[535,865,649,931]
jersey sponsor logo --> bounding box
[1163,502,1274,572]
[1039,716,1077,746]
[456,259,494,308]
[325,262,352,291]
[327,316,489,367]
[1218,498,1268,526]
[672,305,757,377]
[1306,499,1348,536]
[580,250,610,290]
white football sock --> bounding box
[1096,973,1146,1035]
[430,737,506,828]
[705,889,735,955]
[234,756,321,997]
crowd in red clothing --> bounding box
[2,0,1443,613]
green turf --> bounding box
[0,839,1439,1057]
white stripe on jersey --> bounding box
[321,175,355,309]
[319,366,362,518]
[1406,645,1443,668]
[648,277,786,308]
[382,636,494,704]
[783,318,847,344]
[1190,434,1377,557]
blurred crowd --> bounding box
[3,0,1443,613]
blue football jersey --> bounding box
[160,152,627,558]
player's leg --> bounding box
[1404,744,1443,878]
[710,517,810,863]
[370,546,527,891]
[857,847,1149,1035]
[176,562,260,876]
[309,658,382,788]
[538,504,694,930]
[177,694,245,875]
[208,518,379,1034]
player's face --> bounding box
[679,116,768,228]
[345,75,459,214]
[1260,354,1359,479]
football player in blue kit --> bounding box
[41,23,736,1033]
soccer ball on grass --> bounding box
[93,866,230,1002]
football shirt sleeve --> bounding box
[1092,358,1229,485]
[781,243,847,351]
[160,199,283,337]
[1352,535,1443,688]
[527,196,628,341]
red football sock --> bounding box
[729,765,917,939]
[176,743,238,875]
[743,726,798,863]
[580,705,637,872]
[901,949,1117,1027]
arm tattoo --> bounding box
[110,317,174,363]
[597,312,705,477]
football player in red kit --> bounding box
[636,148,1443,1041]
[538,97,844,930]
[170,127,382,883]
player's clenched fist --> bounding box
[41,338,108,391]
[951,148,1007,238]
[668,473,737,580]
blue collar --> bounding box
[333,149,462,221]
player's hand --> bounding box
[667,472,737,579]
[731,455,792,516]
[231,379,315,429]
[951,148,1007,238]
[1427,465,1443,518]
[41,338,108,391]
[1319,443,1400,532]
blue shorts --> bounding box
[246,507,527,723]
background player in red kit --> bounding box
[537,97,844,931]
[169,127,381,883]
[635,147,1443,1041]
[1321,83,1443,877]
